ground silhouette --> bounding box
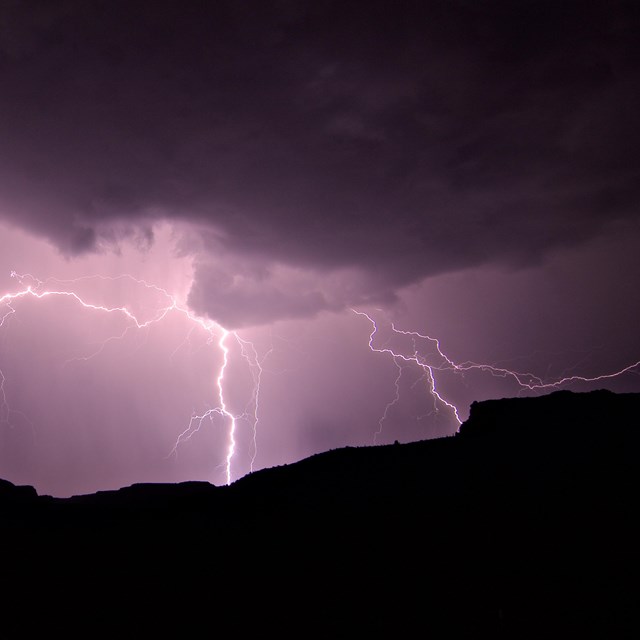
[1,389,639,637]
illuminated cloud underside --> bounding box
[0,222,638,497]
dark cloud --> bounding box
[187,259,334,328]
[1,0,639,324]
[185,237,400,328]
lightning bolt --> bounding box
[354,309,640,441]
[375,357,403,444]
[0,368,11,425]
[353,310,463,433]
[2,269,638,489]
[235,334,273,473]
[1,271,267,485]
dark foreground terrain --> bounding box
[2,389,639,637]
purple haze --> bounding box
[0,1,639,496]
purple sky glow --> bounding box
[1,1,639,496]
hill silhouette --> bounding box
[1,389,639,637]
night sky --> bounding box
[1,0,639,497]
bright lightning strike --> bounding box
[1,271,267,485]
[354,309,640,442]
[2,269,638,491]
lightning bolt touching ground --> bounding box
[2,268,639,490]
[1,271,267,485]
[374,357,403,444]
[235,334,273,473]
[353,310,640,442]
[353,310,463,438]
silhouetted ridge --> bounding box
[0,477,37,502]
[1,389,639,637]
[460,388,638,440]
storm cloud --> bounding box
[1,0,639,326]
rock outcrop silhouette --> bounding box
[1,389,638,637]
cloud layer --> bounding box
[1,1,639,325]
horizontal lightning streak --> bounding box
[353,309,640,441]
